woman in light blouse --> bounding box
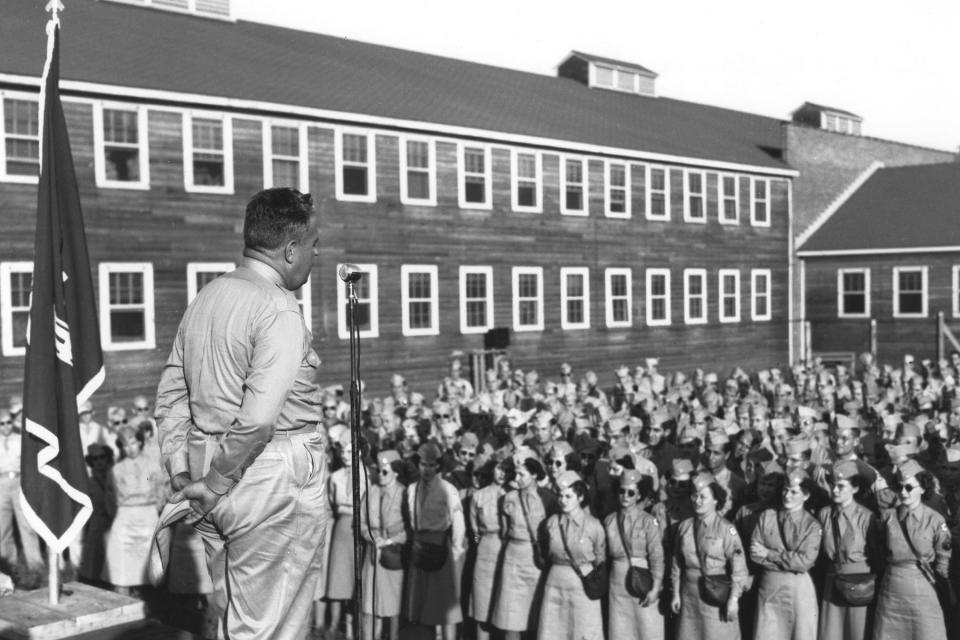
[671,472,748,640]
[537,470,605,640]
[605,469,665,640]
[469,457,508,640]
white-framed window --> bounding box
[512,267,544,332]
[646,165,669,221]
[458,143,492,209]
[0,262,32,356]
[400,265,439,337]
[337,263,379,339]
[604,268,632,328]
[837,268,870,318]
[645,268,671,326]
[186,262,235,303]
[263,121,308,190]
[684,170,706,223]
[751,177,771,227]
[560,267,590,330]
[683,268,707,325]
[953,266,960,319]
[459,266,494,334]
[0,93,39,183]
[98,263,155,351]
[560,156,587,216]
[511,150,542,213]
[719,174,740,224]
[592,64,640,94]
[93,103,149,189]
[183,113,233,194]
[605,161,630,218]
[893,266,928,318]
[751,269,772,321]
[718,269,741,323]
[399,136,436,205]
[335,128,376,203]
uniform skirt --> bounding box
[873,564,946,640]
[470,532,502,624]
[404,532,463,626]
[361,544,403,617]
[676,568,741,640]
[491,539,543,631]
[536,564,603,640]
[102,505,158,586]
[608,558,664,640]
[326,513,355,599]
[754,570,818,640]
[819,572,873,640]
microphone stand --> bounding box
[347,279,364,640]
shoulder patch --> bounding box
[653,518,659,527]
[940,522,949,532]
[729,526,737,536]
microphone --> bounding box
[338,263,363,283]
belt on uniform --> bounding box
[273,424,318,437]
[835,561,870,574]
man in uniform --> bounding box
[156,187,326,639]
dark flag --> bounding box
[20,18,104,553]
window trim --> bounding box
[751,268,772,322]
[98,262,156,351]
[751,177,771,227]
[334,127,377,203]
[512,266,544,332]
[0,91,40,184]
[511,149,543,213]
[645,268,671,326]
[719,173,740,225]
[400,264,439,337]
[645,164,670,221]
[459,266,494,335]
[186,261,235,304]
[837,268,871,319]
[0,261,32,356]
[262,120,309,191]
[718,268,741,323]
[683,268,708,325]
[398,135,437,206]
[183,112,234,194]
[604,268,632,328]
[893,266,928,318]
[458,143,493,210]
[559,155,588,217]
[337,263,379,339]
[92,102,150,190]
[604,160,631,219]
[953,265,960,319]
[560,267,590,330]
[683,169,707,224]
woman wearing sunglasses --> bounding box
[873,459,951,640]
[605,469,664,640]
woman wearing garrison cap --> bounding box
[873,459,951,640]
[817,460,881,640]
[537,470,605,640]
[605,469,665,640]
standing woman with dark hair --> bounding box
[749,468,822,640]
[605,469,665,640]
[469,457,508,640]
[538,470,606,640]
[670,473,748,640]
[491,452,554,639]
[873,459,951,640]
[818,460,881,640]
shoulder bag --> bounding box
[617,511,653,599]
[829,509,874,606]
[693,519,732,607]
[898,513,954,614]
[378,486,405,570]
[559,516,608,600]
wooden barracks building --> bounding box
[1,0,814,405]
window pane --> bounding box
[343,166,368,195]
[610,165,626,187]
[596,66,614,86]
[271,126,298,156]
[407,172,430,200]
[565,160,582,183]
[611,275,626,297]
[103,109,138,144]
[565,188,582,211]
[105,147,140,182]
[518,185,536,207]
[109,272,144,305]
[466,300,486,328]
[193,154,224,186]
[343,134,367,163]
[465,148,485,173]
[567,300,583,323]
[613,299,628,322]
[616,71,634,91]
[111,310,145,341]
[519,274,538,298]
[517,154,536,179]
[406,141,429,169]
[272,159,299,186]
[193,119,222,150]
[519,300,538,325]
[409,301,430,329]
[651,276,665,296]
[465,177,485,203]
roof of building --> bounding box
[0,0,789,171]
[563,51,658,77]
[800,162,960,252]
[792,101,862,120]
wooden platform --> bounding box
[0,582,146,640]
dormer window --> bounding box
[791,102,862,136]
[558,52,657,97]
[103,0,233,21]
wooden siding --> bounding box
[804,253,960,363]
[0,99,790,409]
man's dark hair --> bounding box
[243,188,314,251]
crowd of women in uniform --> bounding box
[312,351,960,640]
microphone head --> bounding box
[338,263,363,283]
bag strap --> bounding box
[616,511,634,561]
[897,512,937,586]
[518,490,540,550]
[691,519,706,572]
[831,508,844,570]
[558,516,585,579]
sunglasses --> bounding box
[437,414,451,419]
[618,488,637,497]
[899,482,920,493]
[323,406,337,411]
[460,450,477,459]
[0,421,10,426]
[549,459,564,468]
[134,406,149,412]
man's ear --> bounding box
[283,238,297,264]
